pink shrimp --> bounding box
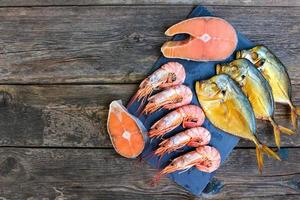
[152,146,221,184]
[128,62,186,108]
[155,127,211,157]
[149,105,205,138]
[143,85,193,115]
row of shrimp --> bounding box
[128,62,221,183]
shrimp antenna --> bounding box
[127,92,138,109]
[149,171,164,187]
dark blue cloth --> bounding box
[127,5,254,196]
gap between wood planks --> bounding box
[0,145,298,149]
[0,1,298,7]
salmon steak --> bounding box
[161,17,238,61]
[107,100,147,158]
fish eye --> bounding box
[257,59,265,66]
[221,90,226,95]
[191,118,198,123]
[171,73,176,82]
[241,74,246,79]
[251,52,258,60]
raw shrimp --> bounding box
[155,127,211,157]
[128,62,185,108]
[152,146,221,184]
[143,85,193,114]
[149,105,205,138]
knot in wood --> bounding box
[0,91,12,106]
[129,32,143,43]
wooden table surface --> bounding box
[0,1,299,199]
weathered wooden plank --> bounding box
[0,6,298,84]
[0,84,298,147]
[0,148,299,199]
[0,0,298,7]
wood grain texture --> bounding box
[0,0,298,7]
[0,148,299,199]
[0,6,298,84]
[0,84,298,148]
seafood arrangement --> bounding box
[107,11,298,195]
[111,61,221,179]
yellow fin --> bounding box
[268,117,294,148]
[278,125,295,135]
[290,106,298,130]
[297,107,300,115]
[254,137,281,174]
[273,126,281,149]
[268,117,281,148]
[256,146,263,174]
[261,145,281,161]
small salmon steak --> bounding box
[107,100,147,158]
[161,17,238,61]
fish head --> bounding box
[216,59,251,85]
[195,74,236,104]
[236,45,269,69]
[195,77,225,102]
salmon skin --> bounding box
[195,74,280,173]
[107,100,147,158]
[161,17,238,61]
[236,45,300,129]
[216,59,294,147]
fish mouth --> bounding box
[215,64,222,74]
[236,50,243,59]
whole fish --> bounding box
[195,74,280,173]
[236,45,299,129]
[216,59,294,147]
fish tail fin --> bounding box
[290,104,298,130]
[268,117,295,148]
[261,145,281,161]
[255,145,264,174]
[254,137,281,174]
[278,125,295,135]
[296,107,300,115]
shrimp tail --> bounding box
[254,137,281,174]
[268,117,294,148]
